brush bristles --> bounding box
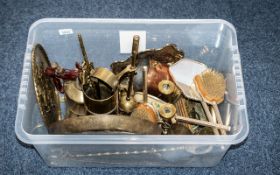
[131,104,157,124]
[194,69,226,104]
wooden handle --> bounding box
[213,103,227,135]
[175,116,231,131]
[201,101,220,135]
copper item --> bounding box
[147,60,174,96]
[31,44,61,127]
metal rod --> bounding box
[96,79,101,99]
[78,33,89,64]
[126,35,140,100]
[143,66,148,103]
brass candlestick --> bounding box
[119,35,140,113]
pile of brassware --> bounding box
[32,34,231,135]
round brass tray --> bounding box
[31,44,61,127]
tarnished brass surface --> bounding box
[66,101,87,117]
[78,34,94,85]
[91,67,118,89]
[91,65,134,91]
[158,80,181,102]
[119,90,136,113]
[158,80,175,95]
[126,35,139,100]
[159,103,177,122]
[48,115,162,134]
[64,93,86,117]
[83,83,117,114]
[64,80,84,104]
[31,44,61,127]
[118,36,139,112]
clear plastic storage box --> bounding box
[15,18,249,167]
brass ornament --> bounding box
[119,90,137,113]
[31,44,61,127]
[159,103,177,123]
[64,80,84,104]
[91,65,135,91]
[64,81,86,117]
[83,83,117,114]
[158,80,181,102]
[118,35,139,113]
